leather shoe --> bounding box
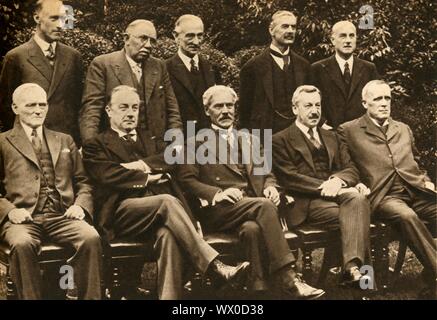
[341,266,370,288]
[275,271,325,300]
[211,260,250,284]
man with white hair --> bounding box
[0,83,102,299]
[310,20,379,129]
[178,85,325,299]
[166,14,220,135]
[338,80,436,299]
[239,10,310,134]
[272,85,372,289]
[82,84,250,300]
[80,19,182,149]
[0,0,84,144]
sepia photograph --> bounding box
[0,0,435,306]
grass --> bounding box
[0,241,431,300]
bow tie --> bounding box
[122,133,137,142]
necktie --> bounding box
[270,49,290,71]
[31,129,42,154]
[307,128,322,149]
[134,63,142,82]
[123,133,136,143]
[379,124,389,135]
[46,43,55,66]
[343,61,351,89]
[190,58,199,73]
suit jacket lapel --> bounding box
[44,128,61,166]
[385,118,399,141]
[324,55,347,99]
[6,124,41,169]
[111,50,136,88]
[288,124,316,173]
[259,48,274,107]
[47,43,71,99]
[199,56,216,88]
[347,56,364,100]
[211,131,243,177]
[103,130,132,162]
[361,114,386,141]
[169,55,195,97]
[27,38,52,83]
[319,129,335,170]
[143,58,158,105]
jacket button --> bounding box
[216,177,220,181]
[34,192,38,197]
[35,175,39,180]
[389,154,393,158]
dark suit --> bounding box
[80,50,182,148]
[82,128,218,299]
[178,130,295,291]
[166,54,219,133]
[272,123,371,268]
[338,115,436,275]
[0,123,101,299]
[0,38,84,143]
[239,48,310,133]
[310,55,379,128]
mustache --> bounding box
[308,114,320,119]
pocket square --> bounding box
[61,148,71,153]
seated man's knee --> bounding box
[239,221,261,239]
[343,192,368,204]
[257,197,277,211]
[8,233,39,253]
[155,227,177,247]
[397,208,419,223]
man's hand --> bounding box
[425,181,436,192]
[8,208,33,224]
[64,205,85,220]
[148,173,167,184]
[319,177,344,198]
[121,160,151,173]
[355,183,371,196]
[214,188,244,204]
[263,186,280,206]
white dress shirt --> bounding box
[111,126,138,141]
[335,53,354,75]
[21,122,43,144]
[369,117,389,128]
[34,34,57,57]
[125,53,143,82]
[270,43,290,70]
[295,119,322,145]
[178,49,199,72]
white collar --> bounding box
[335,53,354,73]
[270,43,289,56]
[369,116,389,128]
[20,121,43,142]
[212,124,234,135]
[34,34,57,53]
[178,49,199,71]
[125,52,142,70]
[111,126,137,141]
[295,119,321,142]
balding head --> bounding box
[173,14,204,57]
[12,83,48,128]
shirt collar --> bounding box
[125,52,142,70]
[270,43,289,56]
[295,119,320,140]
[335,53,354,72]
[20,121,43,142]
[111,126,137,141]
[211,124,234,136]
[369,116,389,128]
[178,49,199,71]
[34,34,57,53]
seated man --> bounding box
[177,85,325,299]
[272,85,372,287]
[82,85,249,300]
[0,83,102,300]
[338,80,437,299]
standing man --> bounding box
[338,80,436,298]
[178,85,325,299]
[82,85,249,300]
[0,83,102,300]
[310,21,379,129]
[80,19,182,150]
[0,0,84,144]
[272,85,372,286]
[239,10,310,134]
[166,14,220,135]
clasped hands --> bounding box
[318,177,370,198]
[214,186,280,206]
[8,205,85,224]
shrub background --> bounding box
[1,0,435,180]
